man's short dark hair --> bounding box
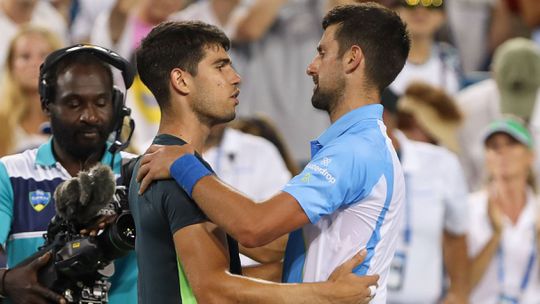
[45,54,113,103]
[322,3,410,92]
[136,21,231,109]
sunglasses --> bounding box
[397,0,445,10]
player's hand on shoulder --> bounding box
[137,144,195,193]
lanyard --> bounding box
[402,173,412,245]
[496,227,537,297]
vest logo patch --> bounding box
[29,190,51,212]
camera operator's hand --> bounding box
[4,252,66,304]
[79,214,117,236]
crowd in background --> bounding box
[1,0,540,302]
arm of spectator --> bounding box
[469,197,503,290]
[488,0,520,54]
[442,232,469,304]
[239,234,288,264]
[440,154,469,303]
[109,0,137,44]
[174,224,377,303]
[233,0,289,42]
[0,252,65,304]
[519,0,540,28]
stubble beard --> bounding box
[50,115,109,160]
[191,95,236,128]
[311,79,345,114]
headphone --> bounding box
[39,44,136,154]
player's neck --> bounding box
[329,87,379,123]
[158,111,211,153]
[408,37,433,65]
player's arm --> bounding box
[137,144,354,248]
[240,234,288,264]
[137,145,310,247]
[242,261,283,282]
[193,178,307,248]
[174,223,377,303]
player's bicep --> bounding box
[173,223,230,299]
[162,182,207,234]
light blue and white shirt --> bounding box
[282,104,405,304]
[0,138,138,304]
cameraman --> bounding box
[0,46,137,303]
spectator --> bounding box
[0,0,67,71]
[0,26,63,157]
[467,116,540,303]
[389,0,462,96]
[381,88,469,304]
[397,81,464,154]
[457,37,540,190]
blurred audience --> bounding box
[0,26,63,157]
[389,0,462,96]
[446,0,494,73]
[232,0,331,164]
[467,116,540,303]
[90,0,186,60]
[203,123,291,202]
[71,0,116,43]
[0,0,67,71]
[457,37,540,190]
[234,115,300,175]
[520,0,540,44]
[397,82,463,154]
[488,0,531,64]
[382,87,469,304]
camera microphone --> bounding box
[54,164,116,228]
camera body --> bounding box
[27,186,135,304]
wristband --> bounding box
[170,154,212,197]
[0,268,9,298]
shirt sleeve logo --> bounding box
[29,190,51,212]
[301,173,312,183]
[321,157,332,167]
[306,162,336,184]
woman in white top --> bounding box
[468,116,540,303]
